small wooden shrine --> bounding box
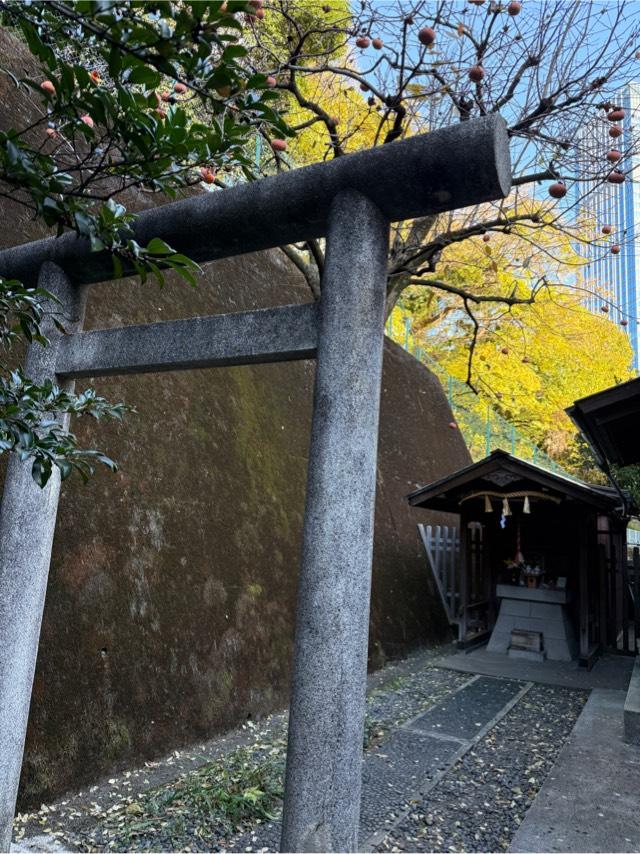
[408,450,631,667]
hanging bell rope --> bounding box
[502,497,512,516]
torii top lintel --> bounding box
[0,115,511,288]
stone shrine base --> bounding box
[487,584,578,662]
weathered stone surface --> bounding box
[11,259,467,809]
[281,191,389,852]
[0,118,511,288]
[0,266,86,852]
[55,302,319,378]
[488,591,578,661]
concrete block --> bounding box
[512,617,544,634]
[502,599,531,617]
[540,617,567,639]
[526,616,545,630]
[542,610,575,641]
[529,602,558,620]
[508,647,546,663]
[489,591,578,664]
[495,583,571,605]
[487,631,511,653]
[544,637,575,662]
[503,615,520,632]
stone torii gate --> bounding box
[0,115,510,852]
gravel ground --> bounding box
[376,683,588,853]
[221,657,471,853]
[11,650,588,854]
[13,644,467,852]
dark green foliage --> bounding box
[0,1,288,486]
[0,370,126,485]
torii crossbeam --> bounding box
[0,115,511,853]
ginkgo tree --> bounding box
[246,0,640,412]
[0,0,288,485]
[397,207,634,474]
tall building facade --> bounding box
[582,82,640,371]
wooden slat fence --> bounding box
[602,541,640,655]
[418,524,460,624]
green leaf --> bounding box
[172,265,198,287]
[127,66,162,88]
[146,237,176,256]
[31,458,52,488]
[112,255,123,280]
[55,459,73,480]
[222,45,248,61]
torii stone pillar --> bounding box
[0,264,86,850]
[0,115,511,852]
[281,190,389,851]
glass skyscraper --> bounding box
[582,82,640,371]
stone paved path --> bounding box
[376,682,587,853]
[363,676,526,843]
[234,675,582,853]
[10,647,589,853]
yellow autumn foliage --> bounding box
[394,202,634,474]
[287,74,393,164]
[249,0,396,164]
[251,6,635,475]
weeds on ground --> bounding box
[85,738,286,850]
[77,714,390,850]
